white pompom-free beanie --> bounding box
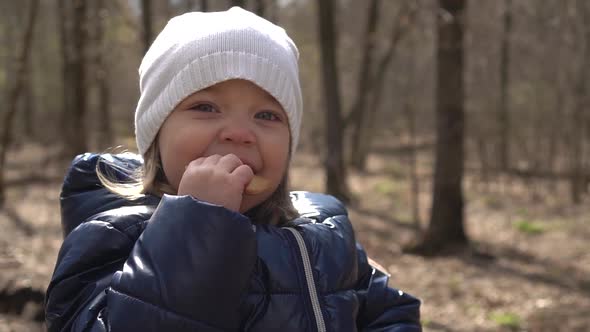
[134,7,302,156]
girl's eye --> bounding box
[255,111,282,122]
[190,103,217,113]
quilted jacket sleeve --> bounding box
[45,195,257,332]
[355,245,422,332]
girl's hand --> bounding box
[178,154,254,212]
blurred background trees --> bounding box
[1,0,589,254]
[0,0,39,205]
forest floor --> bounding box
[0,142,589,332]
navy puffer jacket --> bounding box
[45,153,421,331]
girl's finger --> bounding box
[186,156,206,169]
[232,164,255,187]
[192,157,206,165]
[217,154,245,173]
[201,154,222,167]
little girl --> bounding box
[45,7,421,331]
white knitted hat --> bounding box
[134,7,302,156]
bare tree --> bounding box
[57,0,89,157]
[57,0,73,152]
[21,60,34,138]
[89,0,112,149]
[0,0,40,206]
[162,0,173,20]
[498,0,511,171]
[185,0,193,11]
[318,0,351,203]
[231,0,245,8]
[407,0,468,255]
[347,2,417,172]
[141,0,153,55]
[404,101,421,229]
[253,0,265,17]
[570,0,590,204]
[68,0,89,156]
[266,0,278,23]
[348,0,380,171]
[404,23,422,230]
[200,0,209,11]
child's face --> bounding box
[157,79,291,213]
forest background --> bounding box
[0,0,589,331]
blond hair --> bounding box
[96,142,175,200]
[97,141,298,225]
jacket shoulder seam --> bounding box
[89,207,153,237]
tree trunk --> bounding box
[586,103,590,195]
[92,0,112,149]
[267,0,278,23]
[231,0,245,8]
[403,20,421,231]
[68,0,89,157]
[547,80,563,179]
[141,0,153,55]
[185,0,193,11]
[317,0,350,203]
[58,0,88,157]
[162,0,173,20]
[404,101,421,230]
[57,0,74,153]
[475,136,490,186]
[200,0,209,11]
[21,64,34,138]
[254,0,265,17]
[571,0,590,204]
[349,0,379,171]
[498,0,511,171]
[406,0,468,255]
[570,120,584,204]
[0,0,40,206]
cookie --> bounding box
[244,175,270,195]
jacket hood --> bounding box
[59,153,159,237]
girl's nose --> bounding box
[219,121,257,145]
